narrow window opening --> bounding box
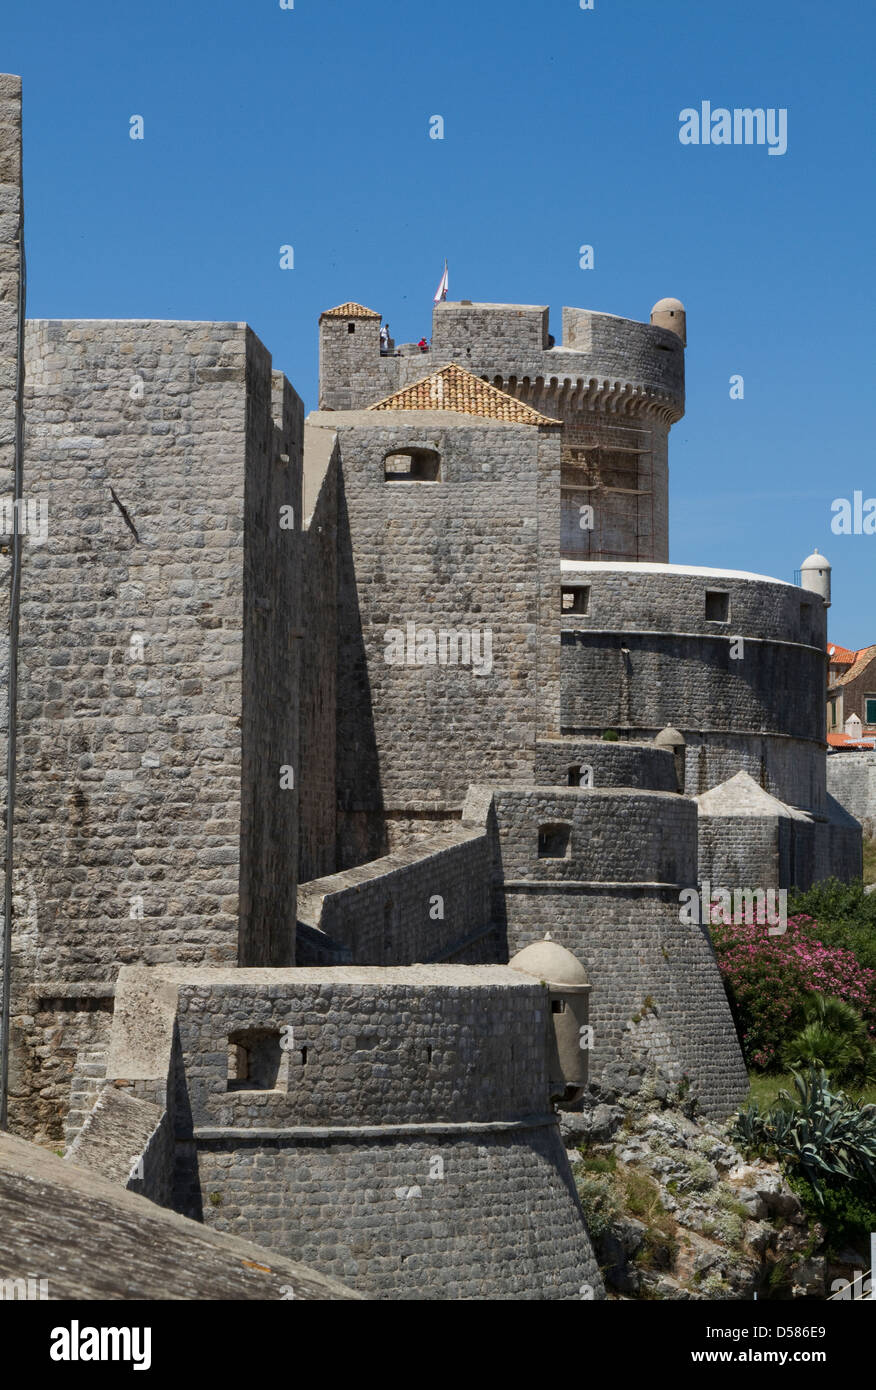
[347,322,356,334]
[300,1047,308,1065]
[383,900,394,965]
[568,765,581,786]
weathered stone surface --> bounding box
[0,1129,359,1300]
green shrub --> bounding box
[601,729,620,741]
[790,1176,876,1256]
[781,995,876,1088]
[574,1172,618,1240]
[788,879,876,971]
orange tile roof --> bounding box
[828,732,876,748]
[827,644,857,665]
[830,644,876,689]
[367,364,562,427]
[320,302,381,320]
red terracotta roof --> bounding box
[827,644,857,665]
[827,732,876,749]
[830,644,876,689]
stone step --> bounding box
[64,1046,109,1149]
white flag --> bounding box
[433,260,449,304]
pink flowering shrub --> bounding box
[710,913,876,1069]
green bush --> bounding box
[790,1176,876,1256]
[601,729,619,742]
[788,879,876,971]
[781,995,876,1088]
[574,1172,618,1240]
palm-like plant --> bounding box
[781,994,876,1087]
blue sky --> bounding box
[5,0,873,643]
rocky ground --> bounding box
[564,1062,866,1300]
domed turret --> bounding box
[510,934,592,1105]
[650,297,686,346]
[653,726,686,792]
[799,548,831,608]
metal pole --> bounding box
[0,205,25,1131]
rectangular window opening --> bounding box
[561,586,590,616]
[705,590,730,623]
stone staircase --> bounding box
[63,1045,108,1151]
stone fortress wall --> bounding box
[827,749,876,838]
[473,785,748,1118]
[306,410,563,863]
[0,75,24,1038]
[557,562,828,813]
[319,299,686,565]
[83,964,603,1300]
[9,317,303,1140]
[0,71,862,1300]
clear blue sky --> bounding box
[5,0,873,644]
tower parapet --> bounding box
[317,295,686,562]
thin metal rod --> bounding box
[0,205,26,1130]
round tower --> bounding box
[800,548,831,608]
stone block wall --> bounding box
[826,750,876,837]
[534,737,678,791]
[482,786,747,1117]
[193,1124,598,1300]
[321,413,562,864]
[558,565,827,814]
[0,76,23,1031]
[298,442,338,883]
[9,320,301,1134]
[298,827,494,964]
[101,964,602,1300]
[489,785,697,886]
[239,356,303,967]
[317,300,684,563]
[697,812,782,889]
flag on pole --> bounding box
[433,260,449,304]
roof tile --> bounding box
[368,363,561,427]
[320,302,381,320]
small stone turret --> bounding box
[509,934,592,1105]
[650,297,686,346]
[799,548,831,608]
[654,725,687,792]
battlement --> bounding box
[319,297,685,420]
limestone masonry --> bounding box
[0,76,861,1300]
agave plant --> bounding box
[732,1068,876,1203]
